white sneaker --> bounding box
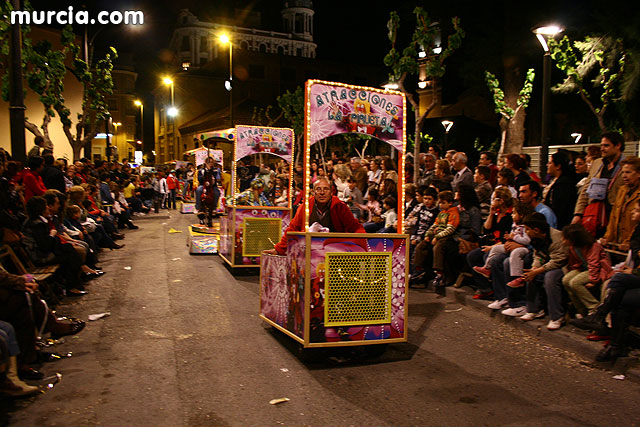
[487,298,508,310]
[547,318,564,330]
[501,306,527,317]
[520,310,545,321]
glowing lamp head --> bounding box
[219,33,230,45]
[162,77,173,86]
[134,100,142,107]
[167,107,178,117]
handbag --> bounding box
[458,238,479,254]
[581,200,606,236]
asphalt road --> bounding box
[4,211,640,426]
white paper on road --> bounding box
[88,312,111,321]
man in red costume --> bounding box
[266,177,365,255]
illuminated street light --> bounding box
[571,132,583,144]
[167,107,179,117]
[218,32,234,126]
[533,24,563,177]
[134,99,144,150]
[382,82,399,90]
[441,120,454,149]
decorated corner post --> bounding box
[260,80,409,350]
[219,125,294,269]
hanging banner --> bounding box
[195,148,224,167]
[307,81,405,152]
[235,125,294,162]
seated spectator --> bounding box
[111,184,138,230]
[478,151,499,186]
[520,153,541,183]
[505,212,568,331]
[493,168,518,201]
[22,196,87,296]
[431,159,453,193]
[379,178,397,202]
[380,157,398,183]
[343,177,364,219]
[408,187,439,286]
[505,153,530,192]
[451,153,474,193]
[561,224,613,318]
[544,151,578,228]
[361,189,384,232]
[456,184,482,248]
[40,154,65,193]
[417,190,460,288]
[380,197,397,233]
[0,320,38,396]
[519,180,557,229]
[474,165,493,220]
[600,156,640,251]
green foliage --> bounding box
[485,68,535,120]
[473,137,499,153]
[384,7,465,86]
[277,86,304,138]
[407,132,433,153]
[549,35,627,129]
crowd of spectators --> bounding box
[280,133,639,364]
[0,143,157,396]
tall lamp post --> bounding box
[134,99,144,158]
[441,120,454,150]
[163,77,178,161]
[533,25,563,178]
[113,121,122,160]
[219,33,233,127]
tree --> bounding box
[0,4,116,160]
[485,68,535,154]
[549,35,626,133]
[277,86,304,165]
[384,7,464,183]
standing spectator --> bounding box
[152,172,167,213]
[519,180,557,229]
[451,152,474,193]
[572,132,625,229]
[543,151,578,228]
[23,156,47,202]
[575,154,589,193]
[520,153,541,183]
[428,145,441,159]
[417,153,437,187]
[367,159,382,192]
[166,170,178,209]
[600,156,640,251]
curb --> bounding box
[444,284,640,383]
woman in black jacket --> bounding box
[544,151,578,229]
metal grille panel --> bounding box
[242,218,282,257]
[324,253,392,326]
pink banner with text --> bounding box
[235,126,294,163]
[307,82,405,151]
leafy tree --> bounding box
[384,7,464,183]
[277,86,304,165]
[0,2,116,160]
[485,68,535,154]
[549,35,626,133]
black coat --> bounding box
[544,174,578,229]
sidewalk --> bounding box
[438,282,640,382]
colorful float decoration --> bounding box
[260,80,409,349]
[219,125,294,268]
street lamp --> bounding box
[533,24,563,178]
[218,33,233,126]
[162,76,178,161]
[441,120,454,150]
[571,132,583,144]
[134,99,144,146]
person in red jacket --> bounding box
[267,177,365,255]
[165,171,178,210]
[23,156,47,202]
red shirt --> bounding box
[274,196,365,254]
[166,175,178,190]
[23,169,47,202]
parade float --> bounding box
[260,80,409,349]
[219,125,295,268]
